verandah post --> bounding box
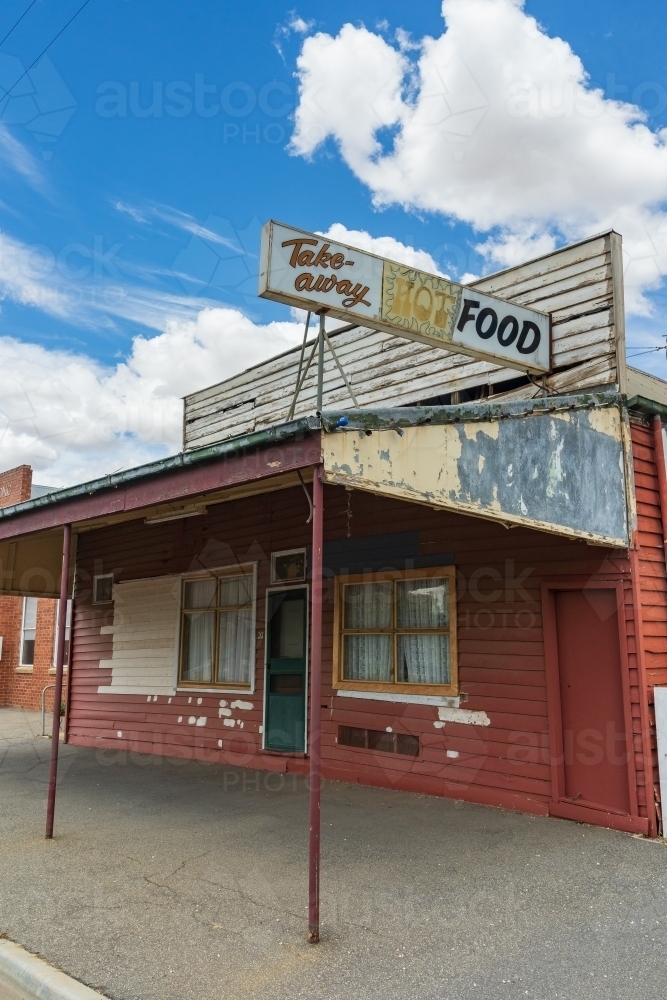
[308,465,324,942]
[45,522,72,840]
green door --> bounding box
[265,588,307,752]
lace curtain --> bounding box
[342,578,450,685]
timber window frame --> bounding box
[177,563,257,692]
[333,566,458,697]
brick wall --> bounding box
[0,465,32,510]
[0,464,67,712]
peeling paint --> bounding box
[117,731,122,737]
[219,707,232,717]
[446,750,459,758]
[464,421,499,441]
[438,706,490,726]
[197,697,202,705]
[196,716,207,727]
[231,700,253,711]
[223,718,235,728]
[168,697,172,704]
[586,406,621,438]
[386,727,393,733]
[434,721,445,730]
[323,400,628,545]
[177,716,183,723]
[217,739,223,748]
[259,725,263,734]
[188,715,196,724]
[188,697,192,704]
[219,699,228,707]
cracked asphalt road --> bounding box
[1,708,667,1000]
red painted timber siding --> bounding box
[67,483,647,823]
[630,418,667,833]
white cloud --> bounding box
[0,307,303,487]
[321,223,444,274]
[274,11,316,60]
[0,124,42,187]
[290,0,667,314]
[0,229,224,332]
[289,13,315,34]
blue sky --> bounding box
[0,0,666,483]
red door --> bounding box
[548,587,631,818]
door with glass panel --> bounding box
[180,572,254,688]
[265,588,307,751]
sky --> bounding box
[0,0,666,485]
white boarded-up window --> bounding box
[98,577,180,696]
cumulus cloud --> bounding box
[0,307,303,487]
[321,223,444,273]
[291,0,667,314]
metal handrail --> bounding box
[41,684,56,737]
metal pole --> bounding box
[308,466,324,942]
[286,311,312,421]
[316,313,325,413]
[45,523,71,840]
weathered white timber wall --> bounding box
[98,577,180,695]
[184,231,624,450]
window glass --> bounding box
[181,611,215,682]
[343,634,392,681]
[272,550,306,583]
[93,575,113,604]
[184,578,216,609]
[217,608,253,684]
[397,633,450,685]
[21,597,37,666]
[219,575,252,607]
[397,578,448,629]
[276,598,305,659]
[343,582,392,629]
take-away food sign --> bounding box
[258,221,551,375]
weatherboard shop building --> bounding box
[3,224,667,927]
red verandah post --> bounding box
[45,522,72,840]
[308,466,324,942]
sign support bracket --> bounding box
[286,311,359,420]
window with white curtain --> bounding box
[334,568,457,695]
[179,568,255,689]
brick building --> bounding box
[0,465,69,712]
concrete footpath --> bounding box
[1,707,667,1000]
